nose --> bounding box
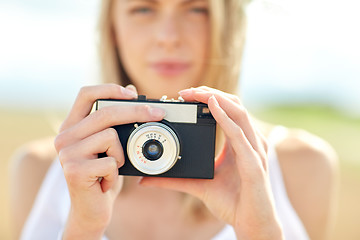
[155,15,180,50]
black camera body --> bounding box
[96,95,216,179]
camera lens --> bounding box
[127,122,180,175]
[142,139,163,161]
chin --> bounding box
[141,87,182,100]
[132,69,201,99]
[140,80,195,100]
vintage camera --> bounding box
[96,95,216,179]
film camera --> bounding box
[96,95,216,179]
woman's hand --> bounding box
[54,84,166,240]
[140,86,284,240]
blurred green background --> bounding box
[1,104,359,239]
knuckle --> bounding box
[135,104,150,116]
[94,107,111,123]
[104,128,119,142]
[54,133,66,153]
[78,86,91,98]
[58,148,71,164]
[58,122,68,133]
[62,161,81,184]
[108,83,122,94]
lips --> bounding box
[150,61,190,77]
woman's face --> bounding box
[112,0,210,98]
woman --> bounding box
[11,0,338,239]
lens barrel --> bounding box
[142,139,163,161]
[127,122,180,175]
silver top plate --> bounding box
[97,100,198,124]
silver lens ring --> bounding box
[127,122,180,175]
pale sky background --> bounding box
[0,0,359,115]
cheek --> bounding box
[116,23,151,75]
[183,20,209,62]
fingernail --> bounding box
[122,87,137,98]
[125,84,137,92]
[178,89,192,97]
[149,107,166,118]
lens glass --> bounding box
[142,139,163,161]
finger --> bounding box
[178,88,196,101]
[204,92,268,174]
[189,90,264,156]
[55,105,166,152]
[125,84,138,95]
[197,86,241,103]
[59,128,124,168]
[61,156,119,193]
[85,157,119,193]
[180,87,265,156]
[60,84,138,132]
[59,128,124,192]
[179,86,241,104]
[208,96,264,178]
[207,95,252,155]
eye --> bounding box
[189,7,208,15]
[131,7,153,15]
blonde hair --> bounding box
[98,0,248,94]
[97,0,249,222]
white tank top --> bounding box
[20,126,309,240]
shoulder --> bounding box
[276,128,338,176]
[9,137,57,238]
[11,137,57,190]
[275,127,338,240]
[12,137,57,168]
